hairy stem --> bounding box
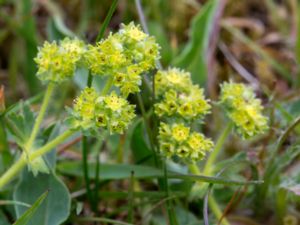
[203,123,232,175]
[0,128,77,189]
[25,82,55,153]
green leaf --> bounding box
[13,171,71,225]
[130,121,155,165]
[13,124,70,225]
[5,102,35,146]
[2,93,43,117]
[170,173,263,186]
[13,190,48,225]
[57,162,163,180]
[172,0,219,85]
[57,161,263,185]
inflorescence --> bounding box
[85,22,160,97]
[72,87,136,134]
[35,23,160,135]
[219,82,268,139]
[35,38,86,83]
[34,21,269,161]
[155,68,214,162]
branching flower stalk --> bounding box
[0,23,160,192]
[0,128,78,189]
[24,82,55,154]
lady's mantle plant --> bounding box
[0,21,270,225]
[0,22,160,189]
[154,68,214,162]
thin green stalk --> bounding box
[101,76,114,95]
[82,71,93,211]
[81,137,94,210]
[0,128,77,189]
[93,136,106,210]
[163,160,178,225]
[203,123,232,175]
[189,123,232,225]
[83,0,118,208]
[87,71,93,88]
[95,0,118,42]
[24,82,55,153]
[86,0,118,86]
[30,129,76,159]
[209,195,230,225]
[188,163,201,175]
[128,171,134,224]
[0,154,26,190]
[136,93,158,167]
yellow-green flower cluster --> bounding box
[35,38,85,83]
[154,68,211,120]
[155,68,193,96]
[155,67,213,161]
[72,87,135,134]
[220,82,268,139]
[85,22,160,97]
[158,123,214,161]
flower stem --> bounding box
[0,154,26,190]
[25,82,55,152]
[163,159,178,225]
[137,93,158,167]
[188,123,233,225]
[101,76,114,95]
[203,122,233,176]
[30,129,76,159]
[209,195,230,225]
[0,128,77,190]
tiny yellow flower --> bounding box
[120,22,147,42]
[74,87,98,121]
[171,123,190,142]
[104,92,127,111]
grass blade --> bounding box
[169,173,263,186]
[13,190,48,225]
[58,162,263,185]
[95,0,118,42]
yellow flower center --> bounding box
[172,124,189,142]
